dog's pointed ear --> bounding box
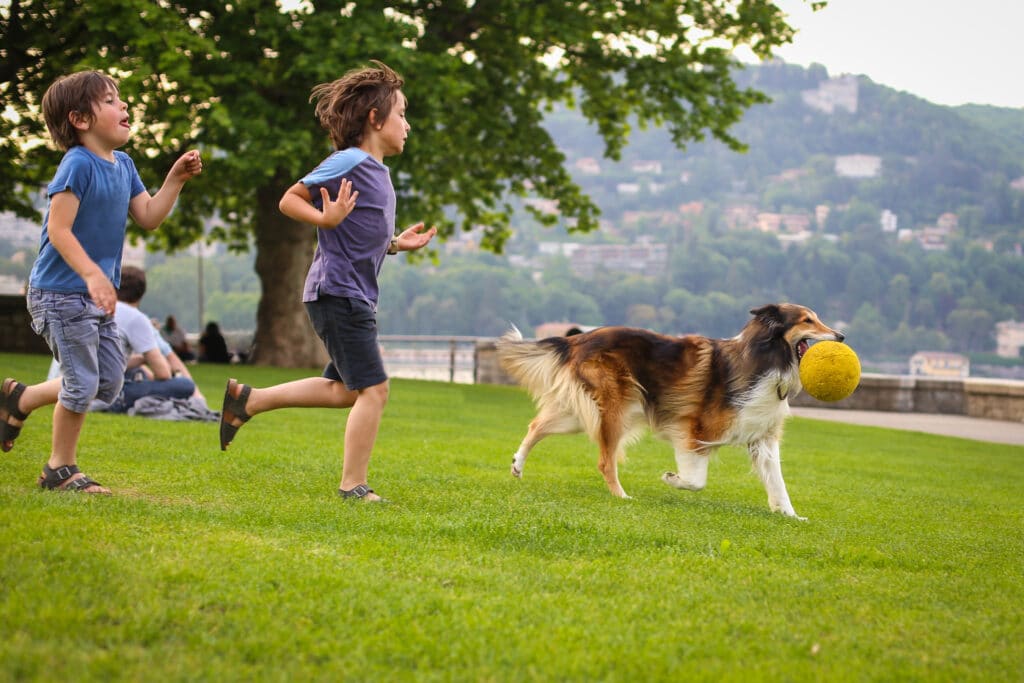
[750,304,785,336]
[750,304,781,321]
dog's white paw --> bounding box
[510,458,522,478]
[662,471,705,491]
[773,504,807,521]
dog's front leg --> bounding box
[749,439,806,520]
[662,448,708,491]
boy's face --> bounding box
[375,91,409,157]
[74,86,131,150]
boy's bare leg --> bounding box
[2,377,61,432]
[339,382,389,500]
[47,402,109,494]
[237,377,358,417]
[223,377,389,500]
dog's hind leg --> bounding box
[662,443,709,491]
[749,438,805,520]
[510,405,580,478]
[595,420,631,499]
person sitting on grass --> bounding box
[93,265,198,412]
[198,321,232,364]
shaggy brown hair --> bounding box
[41,71,120,151]
[117,265,147,304]
[310,60,405,150]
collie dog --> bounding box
[496,304,845,519]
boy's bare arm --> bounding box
[279,180,358,228]
[47,190,118,314]
[129,150,203,231]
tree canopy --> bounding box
[1,0,807,366]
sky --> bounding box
[765,0,1023,109]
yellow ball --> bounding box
[799,341,861,402]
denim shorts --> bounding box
[27,288,125,412]
[305,296,387,391]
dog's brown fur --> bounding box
[497,303,845,519]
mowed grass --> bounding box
[1,352,1022,682]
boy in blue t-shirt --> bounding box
[218,61,436,502]
[0,70,202,493]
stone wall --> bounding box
[475,341,1024,423]
[0,294,50,355]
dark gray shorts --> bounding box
[305,296,387,391]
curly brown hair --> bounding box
[310,60,405,150]
[41,71,120,151]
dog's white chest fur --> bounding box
[727,369,799,445]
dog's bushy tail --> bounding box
[496,327,604,442]
[496,326,568,396]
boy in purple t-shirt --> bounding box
[219,61,435,502]
[0,71,202,493]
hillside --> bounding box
[539,61,1024,240]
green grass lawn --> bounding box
[1,352,1022,681]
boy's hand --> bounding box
[393,222,438,252]
[169,150,203,182]
[85,272,117,316]
[318,179,359,227]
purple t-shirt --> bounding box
[300,148,395,309]
[30,146,146,292]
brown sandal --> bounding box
[1,378,30,453]
[219,379,252,451]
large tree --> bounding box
[1,0,808,366]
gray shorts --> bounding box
[27,288,125,412]
[305,296,387,391]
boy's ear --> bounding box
[69,110,91,131]
[367,108,381,129]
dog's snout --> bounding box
[835,331,846,342]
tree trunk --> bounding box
[249,185,329,368]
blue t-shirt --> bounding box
[29,146,146,293]
[300,148,396,309]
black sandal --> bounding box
[38,464,110,494]
[219,379,252,451]
[1,378,30,453]
[338,484,388,503]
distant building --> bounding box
[777,231,813,249]
[880,209,898,232]
[815,204,831,229]
[935,212,958,232]
[917,227,949,251]
[723,204,758,231]
[995,321,1024,359]
[801,75,859,114]
[0,211,40,249]
[574,157,602,175]
[630,160,662,175]
[569,240,667,278]
[909,351,969,378]
[0,274,24,295]
[835,154,881,178]
[524,197,559,216]
[756,212,811,235]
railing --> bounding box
[378,334,490,384]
